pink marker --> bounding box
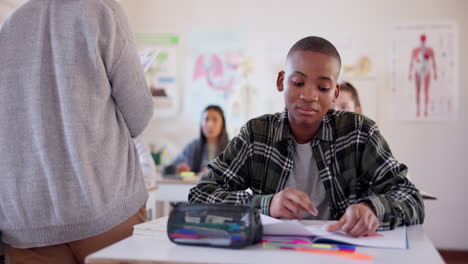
[290,239,310,244]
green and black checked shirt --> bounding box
[189,109,425,230]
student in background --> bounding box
[189,36,424,237]
[171,105,229,174]
[332,81,362,113]
[0,0,153,263]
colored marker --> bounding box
[265,242,355,252]
[263,244,373,261]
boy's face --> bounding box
[277,51,340,130]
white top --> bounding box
[284,140,330,220]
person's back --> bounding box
[0,0,153,254]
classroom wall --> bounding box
[120,0,468,250]
[0,1,19,22]
[1,0,466,250]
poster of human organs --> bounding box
[390,22,458,121]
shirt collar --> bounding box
[276,109,336,145]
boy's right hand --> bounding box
[269,187,318,219]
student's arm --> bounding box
[105,3,154,137]
[356,123,425,230]
[171,140,199,170]
[189,124,271,213]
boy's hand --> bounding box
[269,187,318,220]
[326,202,379,237]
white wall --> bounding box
[0,0,21,22]
[121,0,468,249]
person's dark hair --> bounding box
[192,105,229,173]
[340,81,361,108]
[287,36,341,67]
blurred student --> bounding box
[332,81,361,113]
[0,0,153,263]
[189,36,424,237]
[171,105,229,174]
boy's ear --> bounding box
[334,83,340,100]
[277,71,285,92]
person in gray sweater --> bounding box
[0,0,154,263]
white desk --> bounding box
[153,178,198,202]
[86,217,444,264]
[145,186,159,220]
[146,178,198,219]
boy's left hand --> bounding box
[325,202,379,237]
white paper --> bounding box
[260,214,283,225]
[139,48,160,73]
[261,214,407,249]
[133,216,168,235]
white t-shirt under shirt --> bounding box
[284,139,331,220]
[207,143,217,163]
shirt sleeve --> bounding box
[171,140,198,168]
[188,123,273,214]
[357,124,425,230]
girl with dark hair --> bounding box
[171,105,229,174]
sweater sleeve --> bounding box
[104,2,153,137]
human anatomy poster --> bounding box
[391,22,458,121]
[187,30,246,123]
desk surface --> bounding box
[87,217,444,264]
[156,177,199,185]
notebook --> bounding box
[261,215,407,249]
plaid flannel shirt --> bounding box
[189,109,424,230]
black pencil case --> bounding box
[167,203,263,249]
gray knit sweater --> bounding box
[0,0,153,248]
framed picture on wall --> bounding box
[391,22,458,121]
[137,33,179,117]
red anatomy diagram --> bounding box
[408,34,438,117]
[193,51,244,94]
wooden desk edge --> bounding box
[147,186,159,192]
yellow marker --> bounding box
[180,171,196,178]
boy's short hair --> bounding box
[287,36,341,67]
[340,81,361,108]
